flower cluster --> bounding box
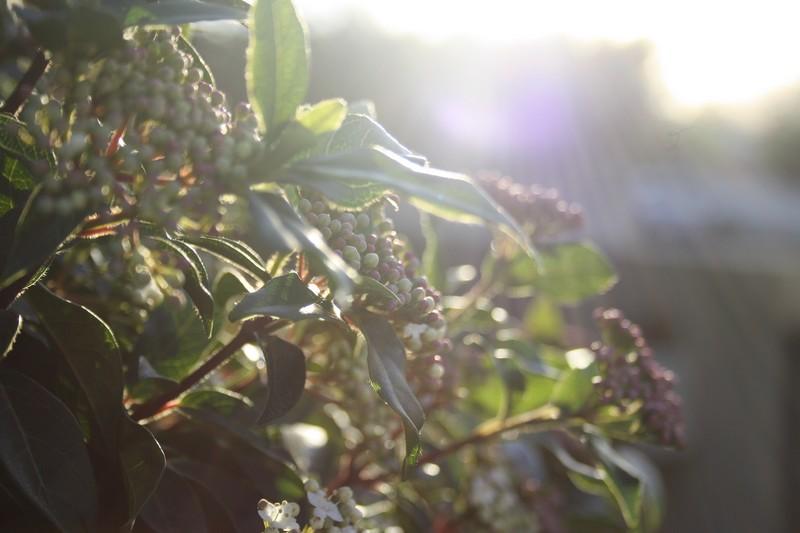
[591,308,685,447]
[299,193,449,356]
[468,460,541,532]
[257,480,364,533]
[478,174,582,241]
[20,27,261,230]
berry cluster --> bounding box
[478,174,583,241]
[298,193,449,355]
[22,27,262,230]
[591,308,685,447]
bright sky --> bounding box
[296,0,800,109]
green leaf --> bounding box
[0,370,98,532]
[1,184,92,290]
[122,0,247,26]
[229,272,336,323]
[18,5,124,51]
[591,439,645,530]
[523,296,564,344]
[352,310,425,473]
[510,242,617,304]
[168,458,262,533]
[0,113,53,164]
[145,235,215,336]
[25,284,123,452]
[181,388,254,416]
[549,367,594,413]
[2,154,37,191]
[257,336,306,423]
[278,146,532,254]
[420,214,445,290]
[134,296,209,381]
[310,113,426,164]
[180,234,268,281]
[140,467,208,533]
[247,0,309,135]
[296,99,348,135]
[357,276,402,305]
[0,309,22,359]
[118,417,165,527]
[0,193,11,217]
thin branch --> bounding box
[357,406,581,486]
[1,50,48,116]
[129,317,287,420]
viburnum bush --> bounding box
[0,1,684,532]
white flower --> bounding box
[469,474,496,507]
[257,499,300,532]
[308,489,344,522]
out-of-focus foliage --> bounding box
[0,1,683,531]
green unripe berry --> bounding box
[411,287,426,302]
[342,245,360,263]
[362,253,379,270]
[397,278,413,293]
[316,213,331,227]
[356,213,370,229]
[299,198,313,213]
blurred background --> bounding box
[197,2,800,530]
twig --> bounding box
[357,406,581,486]
[129,317,287,420]
[1,50,48,116]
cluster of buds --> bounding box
[591,308,685,447]
[298,192,449,356]
[19,27,262,230]
[478,174,582,241]
[468,459,541,532]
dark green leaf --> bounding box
[146,235,214,336]
[1,185,92,290]
[0,309,21,359]
[134,296,208,381]
[2,155,36,191]
[18,6,124,51]
[229,272,336,323]
[118,417,166,526]
[247,0,309,135]
[25,284,123,450]
[257,336,306,423]
[122,0,246,26]
[352,310,424,472]
[0,113,53,164]
[179,234,268,281]
[181,388,254,416]
[168,458,262,533]
[0,193,11,217]
[0,370,97,532]
[590,438,645,530]
[140,467,208,533]
[357,276,401,305]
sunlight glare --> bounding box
[298,0,800,108]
